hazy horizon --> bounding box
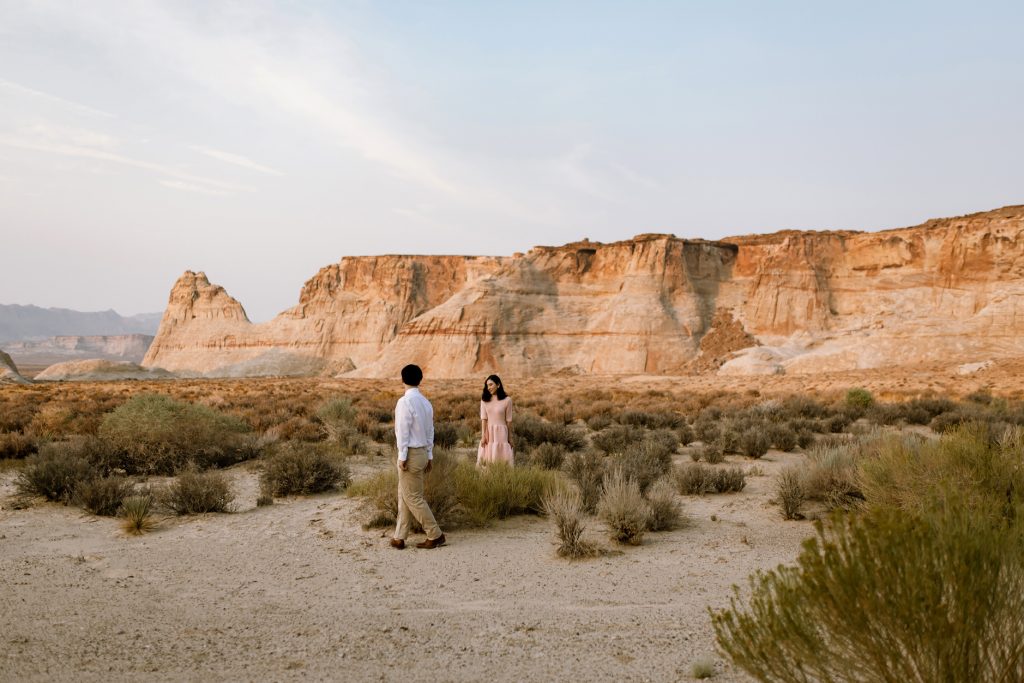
[2,1,1022,321]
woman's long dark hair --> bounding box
[481,374,508,402]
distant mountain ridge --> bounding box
[0,304,162,342]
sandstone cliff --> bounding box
[143,205,1024,378]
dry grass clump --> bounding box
[597,469,651,545]
[775,466,805,520]
[119,494,157,534]
[691,441,725,464]
[690,657,717,679]
[645,478,685,531]
[675,463,746,495]
[75,475,134,516]
[15,443,97,502]
[98,394,255,474]
[315,397,368,454]
[260,442,351,497]
[542,488,601,559]
[765,423,798,452]
[739,428,770,458]
[618,410,684,430]
[563,449,606,512]
[161,469,234,514]
[514,413,587,452]
[591,424,644,454]
[0,431,36,459]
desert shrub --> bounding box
[795,429,815,449]
[712,503,1024,683]
[859,423,1024,518]
[716,423,743,454]
[564,450,606,513]
[675,463,715,495]
[645,478,684,531]
[521,442,566,470]
[585,413,613,431]
[162,469,234,514]
[316,396,357,433]
[929,409,980,433]
[349,452,560,529]
[619,410,684,430]
[695,441,725,464]
[591,424,644,455]
[845,387,875,410]
[864,402,905,426]
[766,424,797,452]
[713,467,747,493]
[612,440,674,493]
[597,469,650,545]
[780,395,829,419]
[692,418,720,444]
[739,428,770,459]
[542,488,600,559]
[260,442,351,497]
[98,394,253,474]
[0,431,36,459]
[75,475,134,516]
[366,423,394,444]
[454,462,563,527]
[119,494,156,535]
[776,466,805,520]
[824,413,852,433]
[514,414,586,452]
[15,444,98,502]
[691,658,717,679]
[966,389,994,405]
[801,439,868,511]
[675,422,694,446]
[434,421,460,450]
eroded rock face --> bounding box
[0,350,30,384]
[142,205,1024,377]
[34,359,172,382]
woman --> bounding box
[478,374,514,466]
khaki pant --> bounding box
[394,447,442,541]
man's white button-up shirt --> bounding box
[395,387,434,461]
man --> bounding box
[391,364,446,550]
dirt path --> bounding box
[0,452,812,682]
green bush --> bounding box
[597,469,650,545]
[75,475,134,516]
[162,469,234,514]
[859,423,1024,518]
[99,394,254,474]
[845,387,875,410]
[15,443,98,502]
[260,442,351,497]
[712,503,1024,683]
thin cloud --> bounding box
[159,179,229,196]
[190,145,283,176]
[0,78,115,119]
[0,134,252,195]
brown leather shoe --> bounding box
[416,534,446,549]
[390,538,405,549]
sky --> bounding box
[1,1,1022,322]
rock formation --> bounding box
[142,205,1024,378]
[5,334,154,367]
[0,349,30,384]
[34,359,172,382]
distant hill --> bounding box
[0,304,162,343]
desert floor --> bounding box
[0,446,811,682]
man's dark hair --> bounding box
[401,364,423,386]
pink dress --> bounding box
[477,397,514,465]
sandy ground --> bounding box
[0,447,816,683]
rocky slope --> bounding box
[142,206,1024,378]
[0,350,30,384]
[5,334,154,367]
